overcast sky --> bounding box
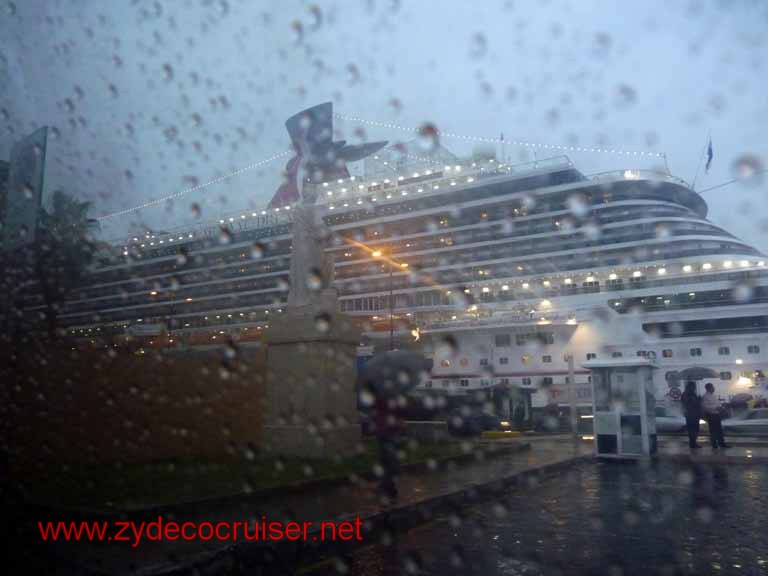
[1,0,766,249]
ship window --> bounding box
[636,350,647,357]
[662,349,673,358]
[425,380,433,388]
[499,378,510,385]
[542,355,552,363]
[542,377,553,386]
[718,346,730,356]
[611,351,623,358]
[586,353,597,360]
[460,379,469,387]
[689,348,702,357]
[499,357,509,365]
[495,334,511,347]
[480,358,489,366]
[521,378,532,387]
[748,345,760,354]
[719,372,732,380]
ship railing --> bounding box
[110,210,292,250]
[311,155,574,206]
[588,169,690,188]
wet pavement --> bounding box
[305,457,768,576]
[21,439,584,575]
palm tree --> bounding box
[34,190,99,340]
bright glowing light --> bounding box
[372,250,382,258]
[735,358,743,365]
[739,260,750,268]
[400,262,409,268]
[564,278,572,285]
[585,276,595,282]
[702,262,712,270]
[522,282,530,289]
[737,376,752,386]
[657,268,666,275]
[632,271,642,278]
[540,299,552,308]
[501,284,509,291]
[608,273,617,280]
[724,260,733,269]
[482,286,490,293]
[683,265,692,272]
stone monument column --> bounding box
[262,184,362,459]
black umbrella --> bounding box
[678,367,720,381]
[667,367,720,383]
[359,351,432,397]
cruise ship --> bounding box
[29,103,768,410]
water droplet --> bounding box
[732,283,753,303]
[655,224,671,239]
[416,122,439,153]
[614,83,637,107]
[175,249,188,265]
[469,32,487,58]
[190,203,201,218]
[306,268,323,291]
[346,63,360,84]
[162,63,174,81]
[731,154,764,186]
[6,2,17,16]
[250,242,264,259]
[314,312,331,333]
[388,98,402,114]
[308,4,322,29]
[567,193,589,218]
[359,388,375,407]
[582,221,601,240]
[291,20,303,43]
[219,227,232,245]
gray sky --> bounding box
[1,0,767,249]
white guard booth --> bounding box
[583,359,658,458]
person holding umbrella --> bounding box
[359,351,432,502]
[680,381,701,450]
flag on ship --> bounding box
[705,138,713,172]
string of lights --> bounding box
[334,113,665,158]
[96,151,290,221]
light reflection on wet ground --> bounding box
[308,460,767,575]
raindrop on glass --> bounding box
[731,154,764,186]
[314,312,331,333]
[219,227,232,245]
[250,242,264,260]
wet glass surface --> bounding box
[308,461,767,575]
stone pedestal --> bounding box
[263,291,362,459]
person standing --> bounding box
[373,394,404,502]
[680,381,701,450]
[702,382,729,449]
